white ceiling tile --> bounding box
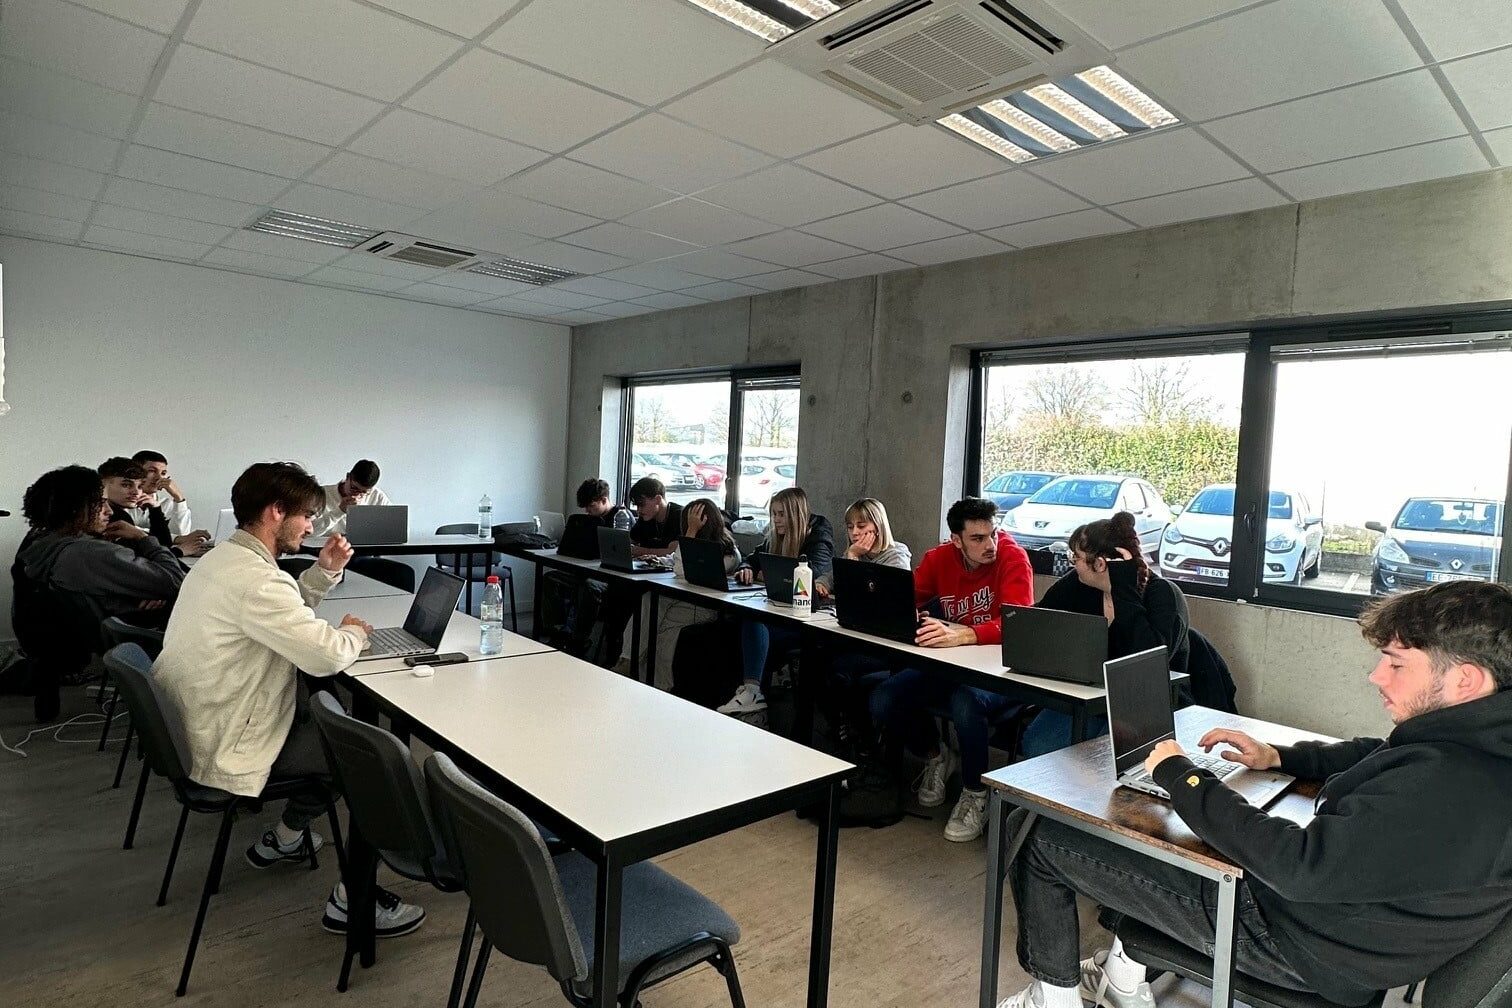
[663,60,896,159]
[117,145,291,202]
[985,208,1134,248]
[0,150,106,200]
[1049,0,1257,49]
[186,0,459,102]
[0,57,141,137]
[302,265,420,292]
[421,271,538,296]
[544,309,613,325]
[326,251,442,281]
[512,286,608,310]
[218,229,353,264]
[696,164,880,228]
[620,198,775,246]
[368,0,517,37]
[447,189,600,239]
[88,204,234,245]
[1397,0,1512,62]
[0,0,165,93]
[405,50,640,153]
[549,276,658,301]
[601,301,665,318]
[717,267,827,292]
[901,171,1089,230]
[0,109,121,171]
[0,183,94,221]
[797,123,1007,199]
[682,279,762,302]
[505,159,674,219]
[82,225,212,260]
[470,295,555,316]
[1029,128,1248,204]
[0,207,86,240]
[887,232,1011,267]
[1485,126,1512,165]
[660,248,779,280]
[1272,137,1489,202]
[630,291,705,310]
[570,114,775,194]
[559,222,700,260]
[155,44,385,145]
[202,246,321,277]
[1206,71,1465,173]
[101,177,258,227]
[597,263,712,292]
[278,182,427,230]
[71,0,191,33]
[485,0,761,105]
[307,152,473,210]
[727,229,863,267]
[806,253,910,280]
[1119,0,1424,121]
[1441,48,1512,133]
[349,109,548,185]
[1112,177,1289,228]
[135,103,333,178]
[800,203,963,250]
[511,240,630,274]
[405,283,492,306]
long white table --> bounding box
[324,570,410,600]
[314,592,550,676]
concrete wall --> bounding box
[566,168,1512,741]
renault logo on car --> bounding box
[1212,538,1230,557]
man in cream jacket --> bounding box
[155,461,424,938]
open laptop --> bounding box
[596,527,665,574]
[346,504,408,546]
[210,508,237,545]
[1106,646,1293,807]
[759,554,833,609]
[1000,604,1110,685]
[355,566,466,661]
[833,558,918,643]
[681,536,761,592]
[557,514,601,560]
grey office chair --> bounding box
[98,617,165,787]
[423,752,746,1008]
[436,523,517,628]
[103,645,343,997]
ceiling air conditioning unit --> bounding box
[355,232,487,271]
[767,0,1107,126]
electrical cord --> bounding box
[0,708,128,758]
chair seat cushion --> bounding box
[554,854,739,996]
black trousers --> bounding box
[266,716,338,831]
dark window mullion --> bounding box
[1229,340,1274,601]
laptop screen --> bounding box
[403,567,465,647]
[1104,646,1174,775]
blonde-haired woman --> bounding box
[720,487,835,715]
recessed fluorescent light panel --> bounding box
[246,209,378,248]
[467,257,579,286]
[683,0,848,40]
[940,66,1177,163]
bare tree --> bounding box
[634,394,673,445]
[745,391,797,448]
[1024,366,1107,422]
[1118,361,1212,426]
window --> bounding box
[731,377,801,529]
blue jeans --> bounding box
[1020,710,1109,758]
[869,668,1022,789]
[740,621,800,686]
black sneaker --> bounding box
[245,827,324,868]
[321,882,426,938]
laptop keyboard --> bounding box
[366,627,425,655]
[1132,751,1239,788]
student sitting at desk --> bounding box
[311,459,391,537]
[627,476,682,559]
[101,456,207,557]
[672,497,742,580]
[720,487,835,716]
[869,496,1032,842]
[576,477,622,525]
[999,580,1512,1008]
[128,449,209,551]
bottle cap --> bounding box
[486,575,500,584]
[798,554,808,562]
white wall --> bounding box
[0,236,571,638]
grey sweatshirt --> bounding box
[20,531,186,616]
[817,540,912,591]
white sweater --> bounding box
[311,483,392,537]
[154,531,368,796]
[127,489,193,537]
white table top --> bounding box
[314,593,550,676]
[324,570,410,599]
[356,650,852,845]
[304,533,497,551]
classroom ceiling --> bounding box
[1,0,1509,327]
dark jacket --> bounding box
[1036,562,1190,672]
[742,514,835,580]
[110,501,174,550]
[19,530,185,617]
[1153,689,1512,1004]
[1184,627,1238,712]
[630,502,683,550]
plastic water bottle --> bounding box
[792,555,813,620]
[479,575,504,655]
[612,507,632,533]
[477,494,492,539]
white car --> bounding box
[736,459,796,511]
[1001,474,1172,560]
[1159,484,1323,585]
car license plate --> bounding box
[1427,572,1478,583]
[1196,566,1227,579]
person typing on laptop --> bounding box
[997,580,1512,1008]
[154,461,425,939]
[311,459,391,537]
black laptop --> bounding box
[596,527,664,574]
[999,604,1110,685]
[557,514,601,560]
[759,554,833,609]
[680,537,760,592]
[832,558,918,643]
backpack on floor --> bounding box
[670,618,744,709]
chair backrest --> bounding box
[356,556,416,592]
[102,644,191,782]
[277,556,315,578]
[100,617,166,660]
[436,524,493,576]
[423,752,588,985]
[538,511,566,542]
[1184,627,1239,714]
[1426,909,1512,1008]
[309,693,449,884]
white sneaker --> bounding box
[944,788,989,842]
[716,682,767,715]
[1079,950,1156,1008]
[322,882,426,938]
[245,825,325,868]
[914,749,955,808]
[997,982,1059,1008]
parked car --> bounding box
[982,471,1060,514]
[692,454,726,490]
[736,460,796,511]
[656,452,703,488]
[1000,474,1172,560]
[630,452,694,490]
[1367,497,1503,595]
[1159,484,1322,586]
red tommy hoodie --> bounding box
[912,530,1033,645]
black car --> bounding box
[1367,497,1503,595]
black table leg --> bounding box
[980,799,1037,1008]
[794,632,819,748]
[807,781,840,1008]
[628,590,642,681]
[590,851,623,1008]
[1071,704,1088,743]
[644,591,659,686]
[532,564,545,641]
[456,551,471,614]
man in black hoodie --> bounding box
[997,580,1512,1008]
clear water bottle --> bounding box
[479,575,504,655]
[612,507,632,533]
[792,554,812,620]
[477,494,492,539]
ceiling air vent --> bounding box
[767,0,1108,125]
[356,233,487,270]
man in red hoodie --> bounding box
[870,497,1033,841]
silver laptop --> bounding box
[210,508,237,544]
[1106,646,1293,807]
[346,504,408,546]
[356,567,466,661]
